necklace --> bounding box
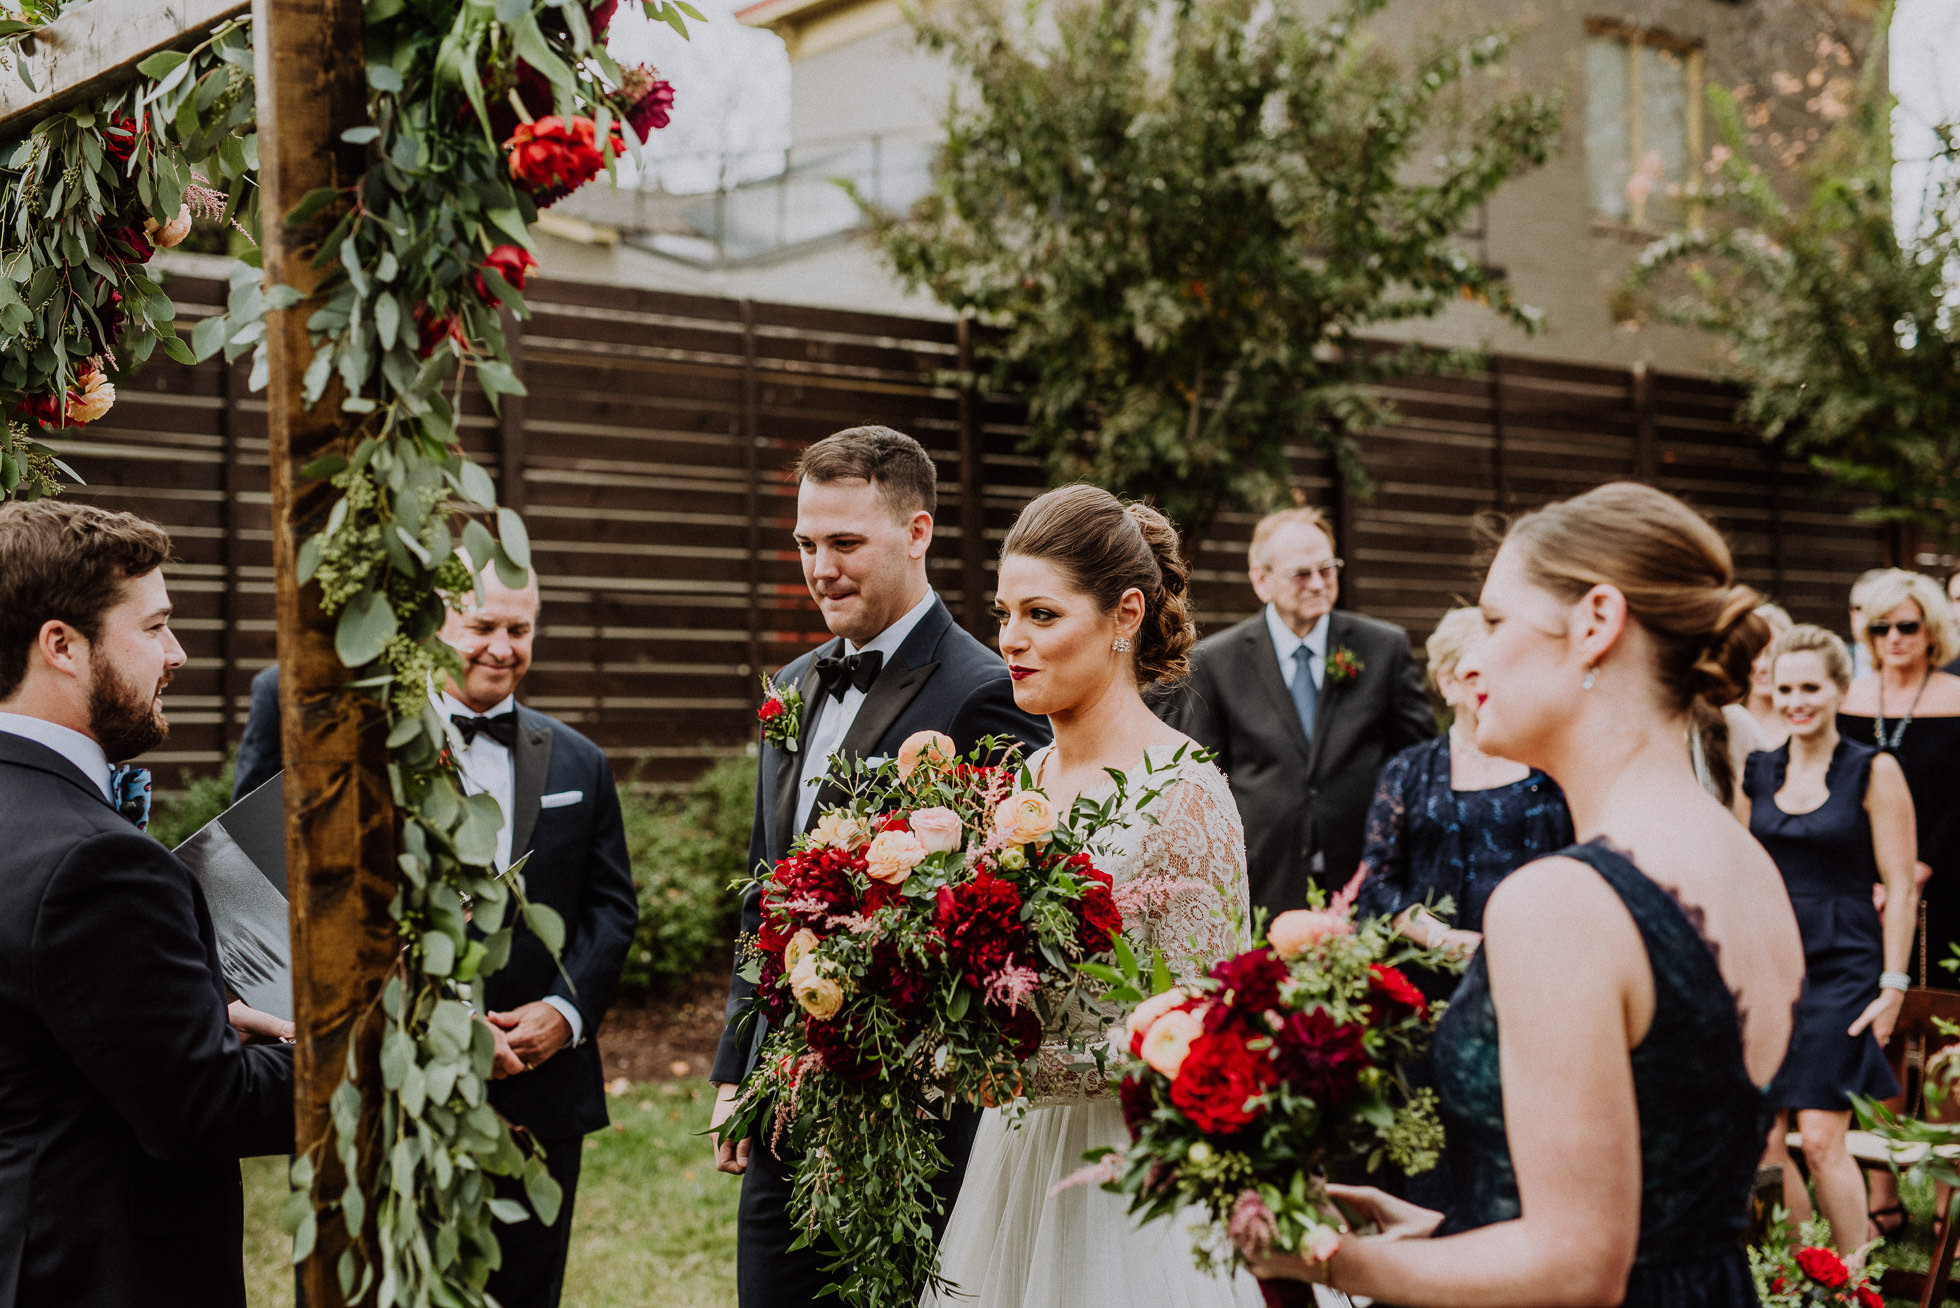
[1874,668,1931,751]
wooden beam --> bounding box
[0,0,251,136]
[252,0,395,1304]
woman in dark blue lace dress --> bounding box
[1251,482,1804,1307]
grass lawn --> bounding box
[244,1080,739,1308]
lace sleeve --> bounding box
[1353,748,1419,921]
[1128,764,1252,983]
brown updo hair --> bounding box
[1000,484,1195,684]
[1501,482,1769,715]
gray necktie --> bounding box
[1291,643,1318,742]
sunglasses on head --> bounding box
[1868,620,1922,637]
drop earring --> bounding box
[1113,637,1133,653]
[1581,666,1597,691]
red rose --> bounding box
[803,1015,875,1080]
[104,224,154,264]
[1367,963,1427,1020]
[1855,1287,1883,1308]
[1272,1007,1369,1109]
[1793,1246,1848,1289]
[1207,947,1290,1023]
[1118,1073,1155,1136]
[936,872,1026,988]
[1075,864,1121,956]
[102,114,139,166]
[472,243,538,306]
[15,391,75,429]
[757,697,785,724]
[1168,1029,1274,1135]
[879,814,910,833]
[1000,1007,1042,1058]
[506,115,619,207]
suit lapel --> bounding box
[1304,612,1352,778]
[0,733,112,813]
[1247,621,1312,764]
[773,644,834,852]
[509,710,553,860]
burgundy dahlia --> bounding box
[1272,1007,1368,1109]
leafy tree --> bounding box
[869,0,1561,541]
[1620,24,1960,548]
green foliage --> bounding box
[617,754,756,996]
[871,0,1561,539]
[1620,18,1960,548]
[147,758,239,849]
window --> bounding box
[1585,21,1704,229]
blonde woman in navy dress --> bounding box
[1745,625,1918,1255]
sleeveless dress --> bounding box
[1429,840,1767,1306]
[1744,740,1899,1111]
[1840,714,1960,988]
[925,745,1266,1308]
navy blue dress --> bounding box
[1430,841,1766,1306]
[1744,739,1899,1111]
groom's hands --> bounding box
[486,1002,571,1077]
[711,1082,751,1174]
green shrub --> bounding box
[618,753,757,997]
[148,759,238,849]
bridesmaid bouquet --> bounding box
[1081,875,1451,1290]
[1749,1218,1886,1307]
[717,730,1136,1307]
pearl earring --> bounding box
[1113,637,1133,653]
[1581,667,1597,691]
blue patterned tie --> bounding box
[109,764,153,832]
[1291,644,1318,743]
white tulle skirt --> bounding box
[925,1098,1267,1308]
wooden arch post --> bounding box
[253,0,399,1302]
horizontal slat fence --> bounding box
[51,272,1889,787]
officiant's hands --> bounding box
[486,1002,570,1077]
[227,1000,295,1044]
[710,1082,751,1174]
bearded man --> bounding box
[0,500,294,1308]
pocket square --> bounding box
[539,790,583,809]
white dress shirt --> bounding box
[794,589,939,833]
[1264,605,1329,693]
[440,691,583,1044]
[0,712,112,802]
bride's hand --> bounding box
[1325,1183,1443,1240]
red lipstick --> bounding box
[1009,665,1037,681]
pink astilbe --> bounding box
[984,963,1041,1011]
[825,913,880,935]
[771,1052,826,1153]
[1327,866,1366,919]
[1227,1189,1278,1256]
[1048,1155,1122,1197]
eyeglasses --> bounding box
[1868,620,1923,637]
[1267,559,1344,586]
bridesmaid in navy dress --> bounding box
[1745,625,1917,1254]
[1250,482,1804,1307]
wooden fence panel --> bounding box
[46,271,1892,787]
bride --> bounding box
[927,484,1263,1308]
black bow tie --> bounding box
[455,712,518,748]
[815,650,883,701]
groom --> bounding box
[709,426,1048,1308]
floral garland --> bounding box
[0,0,691,1302]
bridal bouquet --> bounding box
[1749,1216,1886,1307]
[1084,875,1451,1284]
[718,731,1131,1307]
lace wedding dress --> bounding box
[925,744,1269,1308]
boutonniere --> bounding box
[757,675,804,753]
[1325,646,1366,685]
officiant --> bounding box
[233,555,637,1308]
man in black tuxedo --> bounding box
[1160,507,1434,916]
[0,500,294,1308]
[708,426,1048,1308]
[231,558,637,1308]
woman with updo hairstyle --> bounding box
[930,484,1264,1308]
[1744,624,1916,1255]
[1252,482,1804,1308]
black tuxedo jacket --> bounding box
[1159,609,1435,915]
[231,672,638,1139]
[711,596,1049,1085]
[0,733,294,1308]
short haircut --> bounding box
[1754,602,1793,636]
[1858,568,1959,667]
[1249,506,1335,569]
[1424,607,1487,692]
[793,426,937,519]
[0,500,172,699]
[1850,568,1891,608]
[1768,623,1853,691]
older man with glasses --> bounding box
[1158,506,1435,916]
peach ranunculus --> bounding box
[1140,1006,1204,1078]
[790,953,845,1020]
[896,730,956,782]
[65,367,116,424]
[1267,908,1352,960]
[864,829,928,885]
[1123,987,1192,1054]
[811,811,870,851]
[784,927,820,974]
[908,806,964,856]
[993,790,1057,846]
[145,202,193,249]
